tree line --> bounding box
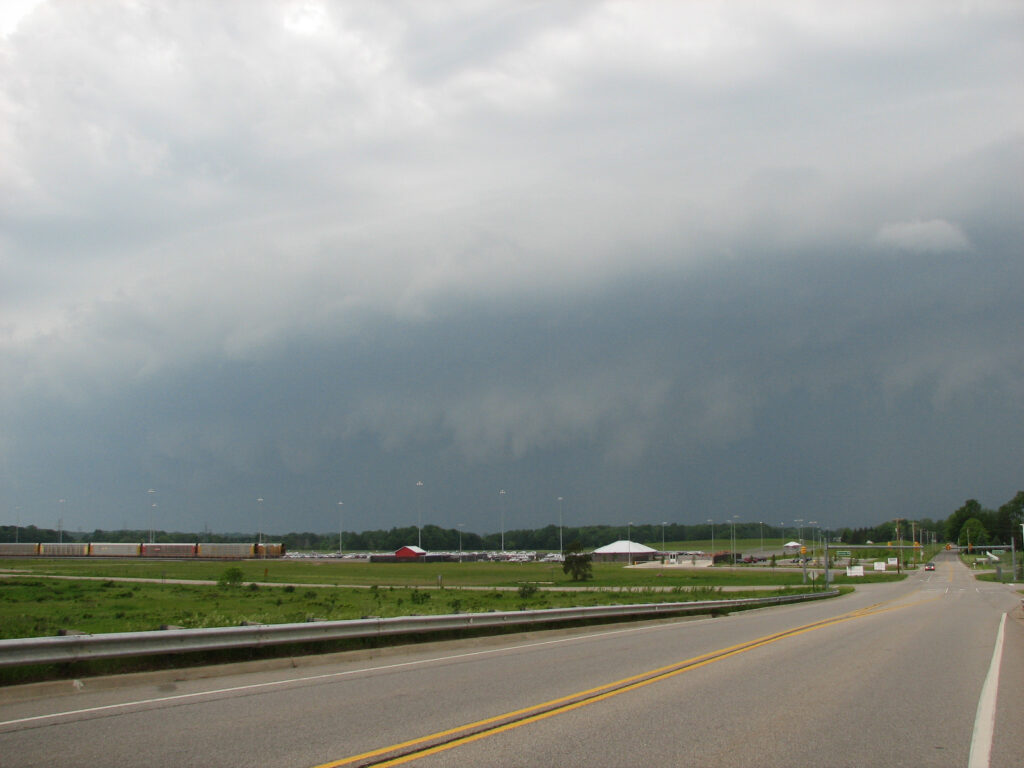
[2,493,1020,551]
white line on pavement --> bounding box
[968,613,1006,768]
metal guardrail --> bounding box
[0,590,837,669]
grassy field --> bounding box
[1,556,891,589]
[0,576,820,641]
[0,556,901,640]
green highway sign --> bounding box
[836,550,852,557]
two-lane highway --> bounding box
[1,553,1021,767]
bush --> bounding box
[217,567,244,587]
[517,583,539,599]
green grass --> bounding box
[0,557,899,641]
[0,576,826,641]
[0,556,892,589]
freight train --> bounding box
[0,542,284,559]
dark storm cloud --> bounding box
[1,1,1022,535]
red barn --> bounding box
[394,545,426,560]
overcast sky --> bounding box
[2,1,1023,538]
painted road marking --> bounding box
[314,597,939,767]
[968,613,1006,768]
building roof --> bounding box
[593,540,658,554]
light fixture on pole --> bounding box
[338,501,344,555]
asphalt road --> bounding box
[1,552,1021,767]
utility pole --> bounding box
[894,518,903,574]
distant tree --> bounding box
[562,540,593,582]
[958,518,988,549]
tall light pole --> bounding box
[730,516,738,565]
[256,497,264,548]
[627,521,633,566]
[759,521,764,555]
[558,496,564,558]
[707,519,715,562]
[457,523,464,562]
[14,507,19,544]
[662,521,667,553]
[499,489,506,553]
[794,518,804,544]
[338,501,344,555]
[147,489,155,543]
[58,498,65,544]
[416,481,423,549]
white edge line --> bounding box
[967,613,1006,768]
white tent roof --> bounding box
[593,540,658,554]
[783,541,802,548]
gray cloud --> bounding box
[1,1,1023,535]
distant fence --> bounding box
[0,590,837,669]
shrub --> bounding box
[217,567,244,587]
[517,583,539,599]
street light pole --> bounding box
[147,489,155,543]
[627,521,633,566]
[499,489,506,553]
[558,496,564,558]
[707,519,714,564]
[416,481,423,549]
[256,497,264,557]
[338,501,343,555]
[662,521,667,553]
[457,523,464,562]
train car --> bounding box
[39,542,90,557]
[89,542,142,557]
[197,542,255,559]
[0,542,40,556]
[141,542,197,558]
[257,543,284,558]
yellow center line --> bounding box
[313,594,939,768]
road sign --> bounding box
[837,550,851,557]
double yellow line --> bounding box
[315,595,936,767]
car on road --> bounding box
[924,562,935,570]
